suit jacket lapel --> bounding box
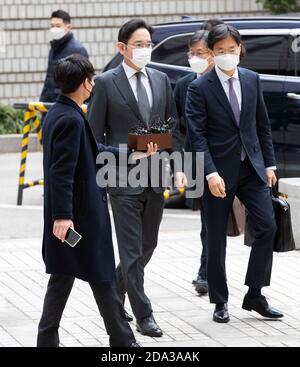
[238,68,247,128]
[146,67,158,123]
[207,68,239,129]
[112,64,144,122]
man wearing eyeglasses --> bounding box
[87,19,185,338]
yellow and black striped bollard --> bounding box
[14,102,87,205]
[16,102,48,205]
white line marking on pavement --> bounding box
[163,213,200,220]
[0,204,43,210]
[0,205,200,220]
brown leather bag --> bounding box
[227,197,245,236]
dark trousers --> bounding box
[37,274,135,347]
[198,198,207,279]
[203,159,276,304]
[186,198,207,280]
[110,188,165,320]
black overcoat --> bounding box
[42,94,117,282]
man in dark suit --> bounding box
[37,54,143,347]
[186,24,284,323]
[88,19,186,337]
[174,30,214,296]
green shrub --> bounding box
[257,0,300,14]
[0,105,25,135]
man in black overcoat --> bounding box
[37,54,157,347]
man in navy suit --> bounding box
[186,24,284,323]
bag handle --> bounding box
[271,185,288,199]
[271,186,279,198]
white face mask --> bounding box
[131,48,152,69]
[214,54,240,71]
[188,56,209,74]
[49,27,66,41]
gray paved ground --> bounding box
[1,153,300,347]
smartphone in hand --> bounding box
[64,227,82,247]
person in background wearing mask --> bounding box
[38,53,158,347]
[174,18,224,146]
[174,31,214,148]
[174,30,214,296]
[88,19,186,338]
[186,24,284,324]
[40,10,89,103]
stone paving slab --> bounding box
[0,221,299,347]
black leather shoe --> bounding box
[136,314,163,337]
[194,275,208,294]
[213,303,230,323]
[242,294,284,319]
[123,309,133,322]
[121,294,133,322]
[129,342,142,347]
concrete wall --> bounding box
[0,0,268,105]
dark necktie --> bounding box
[135,72,151,125]
[228,77,246,160]
[228,77,240,125]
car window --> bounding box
[102,53,123,72]
[152,33,289,76]
[151,34,191,66]
[240,35,288,76]
[286,36,299,76]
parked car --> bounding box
[103,17,300,206]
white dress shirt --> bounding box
[206,66,276,181]
[122,61,153,108]
[215,65,242,110]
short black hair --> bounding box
[51,10,71,24]
[189,30,209,48]
[207,24,242,50]
[118,18,153,44]
[54,54,94,94]
[200,18,224,31]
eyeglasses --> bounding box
[126,42,154,49]
[187,51,210,58]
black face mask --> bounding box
[83,80,94,103]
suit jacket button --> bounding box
[103,195,107,202]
